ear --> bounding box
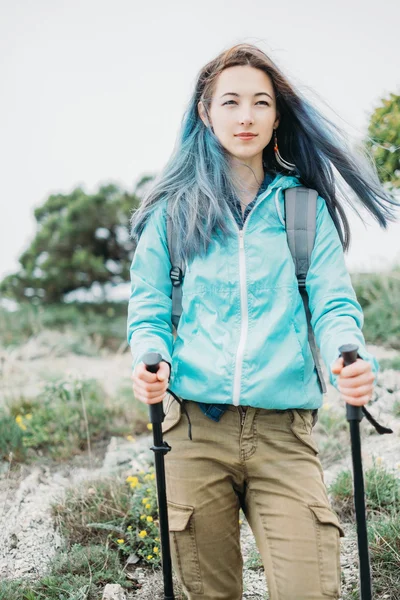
[273,114,280,129]
[198,100,211,128]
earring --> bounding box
[273,129,296,172]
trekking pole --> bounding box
[339,343,372,600]
[142,352,174,600]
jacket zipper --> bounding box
[232,229,248,406]
[228,182,289,407]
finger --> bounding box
[339,383,374,398]
[338,372,375,389]
[157,362,170,381]
[341,359,371,378]
[133,379,167,395]
[135,393,167,405]
[342,393,372,406]
[133,384,168,400]
[134,363,159,384]
[332,357,344,371]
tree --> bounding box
[1,181,145,303]
[365,92,400,188]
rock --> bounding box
[102,583,127,599]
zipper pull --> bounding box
[239,230,244,249]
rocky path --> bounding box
[0,342,399,598]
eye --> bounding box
[222,100,271,106]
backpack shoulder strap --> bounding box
[167,209,186,332]
[284,187,327,396]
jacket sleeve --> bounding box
[127,200,174,372]
[306,196,380,390]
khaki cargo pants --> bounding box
[161,397,345,600]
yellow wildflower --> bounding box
[239,519,243,525]
[26,414,32,420]
[146,516,153,523]
[146,488,152,492]
[129,477,139,489]
[142,497,149,504]
[149,473,155,480]
[153,546,159,553]
[127,526,132,531]
[139,530,147,538]
[15,415,23,424]
[144,474,151,481]
[155,537,160,542]
[145,503,151,510]
[147,423,153,431]
[126,475,136,483]
[117,539,125,544]
[140,515,146,520]
[147,555,153,560]
[125,435,136,442]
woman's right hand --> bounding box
[131,360,171,405]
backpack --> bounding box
[167,186,327,396]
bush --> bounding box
[0,301,127,351]
[0,544,131,599]
[0,414,26,462]
[53,469,161,569]
[329,462,400,520]
[352,272,400,350]
[368,511,400,599]
[2,375,137,462]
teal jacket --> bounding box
[127,173,379,410]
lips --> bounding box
[236,134,257,138]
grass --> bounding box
[53,470,162,568]
[313,404,349,467]
[0,544,131,599]
[329,461,400,521]
[351,271,400,351]
[330,462,400,599]
[0,469,165,599]
[0,301,127,352]
[379,356,400,371]
[0,375,149,463]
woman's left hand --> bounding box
[331,357,376,406]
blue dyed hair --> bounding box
[130,43,398,263]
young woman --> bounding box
[127,44,397,600]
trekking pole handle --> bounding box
[339,343,362,422]
[142,352,165,425]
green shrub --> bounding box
[329,462,400,520]
[0,544,131,599]
[53,469,161,569]
[369,511,400,599]
[352,272,400,350]
[0,414,26,462]
[0,302,127,351]
[379,356,400,371]
[3,376,137,462]
[314,405,349,467]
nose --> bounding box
[240,113,254,126]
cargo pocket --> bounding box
[167,501,203,594]
[289,409,320,455]
[161,394,182,434]
[309,504,345,597]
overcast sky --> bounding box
[1,0,400,287]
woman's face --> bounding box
[198,65,280,164]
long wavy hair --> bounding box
[130,43,398,263]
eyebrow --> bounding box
[220,92,274,101]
